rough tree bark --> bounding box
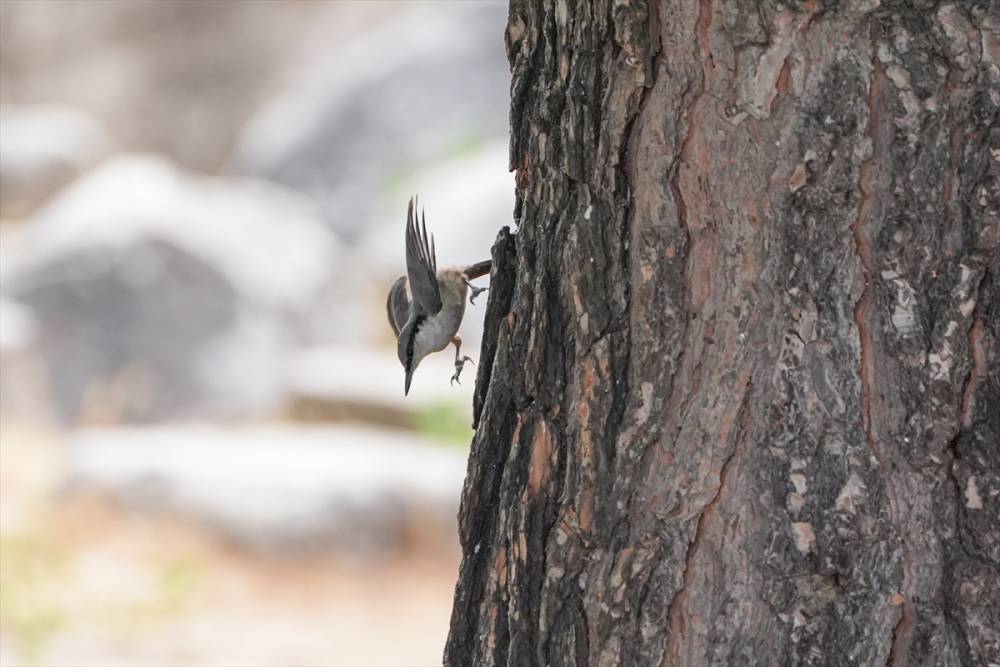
[446,1,998,665]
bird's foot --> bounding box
[450,355,475,385]
[466,281,488,305]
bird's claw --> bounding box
[451,355,475,385]
[468,284,488,305]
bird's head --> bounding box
[397,316,430,396]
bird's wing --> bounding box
[405,196,442,315]
[386,275,411,337]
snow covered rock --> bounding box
[64,424,467,553]
[0,105,114,220]
[1,156,372,423]
[234,2,510,241]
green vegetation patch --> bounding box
[0,534,68,663]
[413,401,474,447]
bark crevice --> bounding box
[958,274,987,431]
[663,382,751,666]
[848,45,915,667]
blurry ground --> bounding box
[1,421,463,667]
[0,1,511,665]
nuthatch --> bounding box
[387,196,491,395]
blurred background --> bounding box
[0,1,512,664]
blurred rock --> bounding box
[0,1,390,172]
[0,296,36,352]
[64,424,467,554]
[234,1,510,241]
[0,297,50,422]
[0,105,115,220]
[1,156,373,424]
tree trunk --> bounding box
[446,1,999,665]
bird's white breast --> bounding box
[415,314,455,353]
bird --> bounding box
[387,196,491,395]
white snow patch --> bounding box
[7,156,339,313]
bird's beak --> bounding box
[404,367,414,396]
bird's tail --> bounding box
[463,260,492,280]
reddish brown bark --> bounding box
[448,1,999,665]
